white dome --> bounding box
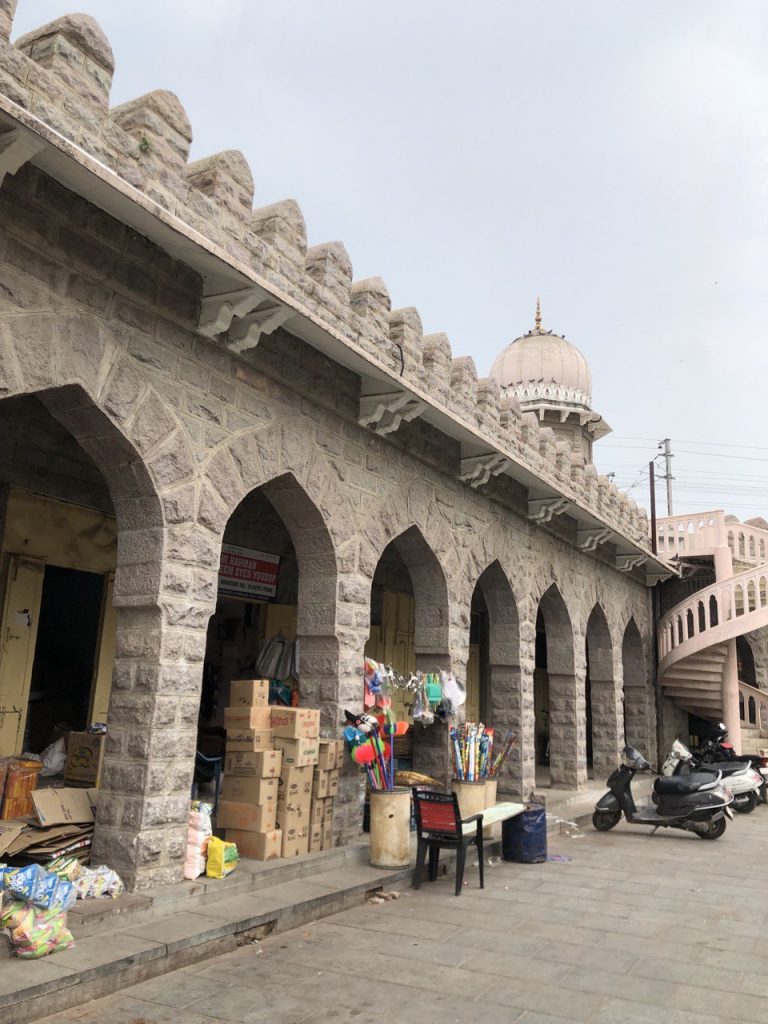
[490,325,593,410]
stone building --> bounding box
[0,4,671,889]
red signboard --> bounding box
[218,544,280,600]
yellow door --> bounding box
[0,556,44,755]
[88,572,117,725]
[466,643,481,723]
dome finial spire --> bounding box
[534,296,542,332]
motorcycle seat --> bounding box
[654,774,717,796]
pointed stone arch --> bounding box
[471,560,526,797]
[368,524,451,781]
[622,617,651,755]
[536,583,583,788]
[586,603,621,776]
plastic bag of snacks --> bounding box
[47,856,82,882]
[72,866,124,900]
[4,865,76,912]
[205,836,238,879]
[184,801,212,880]
[1,895,74,959]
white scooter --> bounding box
[663,740,763,814]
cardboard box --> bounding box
[281,829,310,858]
[323,799,334,824]
[322,821,333,850]
[270,707,320,740]
[221,775,278,805]
[64,732,104,787]
[225,750,282,778]
[224,706,272,730]
[308,824,323,853]
[309,799,326,825]
[226,729,274,752]
[317,739,344,771]
[31,787,97,826]
[274,737,319,768]
[276,802,310,832]
[229,679,269,707]
[225,828,282,861]
[312,769,339,799]
[278,765,313,804]
[218,800,277,833]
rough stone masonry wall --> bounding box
[0,7,655,888]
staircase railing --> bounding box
[655,510,768,568]
[659,562,768,671]
[655,511,723,558]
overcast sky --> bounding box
[13,1,768,520]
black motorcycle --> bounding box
[593,746,733,839]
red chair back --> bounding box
[412,789,461,837]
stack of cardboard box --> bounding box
[218,680,283,861]
[272,707,320,858]
[309,740,343,852]
[216,681,342,862]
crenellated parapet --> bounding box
[0,4,656,566]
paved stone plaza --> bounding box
[33,810,768,1024]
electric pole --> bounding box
[658,438,674,516]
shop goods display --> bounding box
[450,724,517,781]
[343,710,409,792]
[363,659,466,726]
[216,679,337,860]
[206,836,239,878]
[0,896,74,959]
[184,802,213,880]
[48,857,124,899]
[1,759,43,819]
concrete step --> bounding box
[0,844,433,1024]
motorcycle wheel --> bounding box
[733,791,759,814]
[696,817,726,840]
[592,808,621,831]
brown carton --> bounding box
[64,732,105,787]
[274,737,319,768]
[322,821,333,850]
[218,800,277,833]
[281,826,310,858]
[278,765,313,804]
[317,739,345,771]
[226,729,274,752]
[309,799,326,825]
[323,799,334,824]
[221,775,278,805]
[270,707,320,740]
[276,803,310,833]
[225,749,282,778]
[224,706,272,730]
[229,679,269,707]
[308,824,323,853]
[312,769,340,799]
[225,828,282,860]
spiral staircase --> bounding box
[656,511,768,753]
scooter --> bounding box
[699,723,768,803]
[663,739,762,814]
[593,745,733,839]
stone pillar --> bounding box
[488,664,531,799]
[549,667,588,789]
[92,602,208,891]
[722,639,742,754]
[518,618,538,800]
[590,672,623,777]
